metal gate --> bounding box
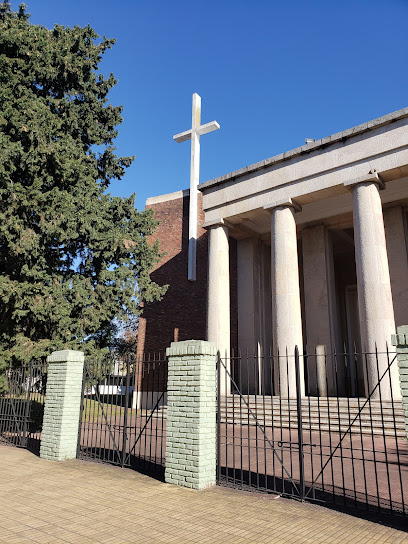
[78,352,167,478]
[0,361,47,454]
[217,347,407,518]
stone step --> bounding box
[222,399,404,415]
[221,412,405,429]
[222,400,404,411]
[219,396,407,437]
[221,406,404,419]
[156,397,407,436]
[222,395,403,406]
[220,412,404,425]
[221,419,406,437]
[221,412,405,425]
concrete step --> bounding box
[220,412,405,426]
[221,398,404,415]
[218,396,407,437]
[155,397,407,437]
[221,402,404,413]
[220,412,406,425]
[221,419,406,437]
[222,395,403,407]
[220,407,406,419]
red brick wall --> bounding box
[137,192,208,356]
[137,190,238,395]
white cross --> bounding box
[173,93,220,281]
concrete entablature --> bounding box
[199,108,408,241]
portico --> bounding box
[200,108,408,400]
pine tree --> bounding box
[0,3,166,368]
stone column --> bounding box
[391,326,408,441]
[165,340,217,490]
[40,350,84,461]
[384,206,408,328]
[265,199,304,398]
[302,225,341,396]
[237,238,260,394]
[237,238,258,353]
[345,172,400,400]
[237,238,273,394]
[205,219,230,394]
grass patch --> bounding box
[82,397,130,422]
[81,398,159,422]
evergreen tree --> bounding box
[0,3,166,369]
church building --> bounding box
[137,107,408,401]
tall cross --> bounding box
[173,93,220,281]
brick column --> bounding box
[40,350,84,461]
[165,340,217,490]
[391,326,408,441]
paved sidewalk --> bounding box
[0,445,407,544]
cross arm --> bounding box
[173,120,220,143]
[173,129,192,143]
[196,121,220,136]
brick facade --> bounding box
[137,189,238,382]
[137,191,208,356]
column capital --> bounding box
[202,217,233,230]
[264,197,302,213]
[344,170,385,190]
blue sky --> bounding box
[13,0,408,209]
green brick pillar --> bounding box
[40,350,84,461]
[391,326,408,441]
[165,340,217,490]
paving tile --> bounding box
[0,445,407,544]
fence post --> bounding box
[295,346,305,499]
[391,326,408,441]
[165,340,217,490]
[40,350,84,461]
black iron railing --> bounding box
[0,360,47,454]
[78,352,167,478]
[217,346,407,518]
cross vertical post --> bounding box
[173,93,220,281]
[189,93,201,282]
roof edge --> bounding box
[198,106,408,192]
[146,188,190,206]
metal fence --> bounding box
[0,361,47,455]
[217,347,407,518]
[78,352,167,478]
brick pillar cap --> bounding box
[47,350,85,363]
[391,325,408,346]
[166,340,217,357]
